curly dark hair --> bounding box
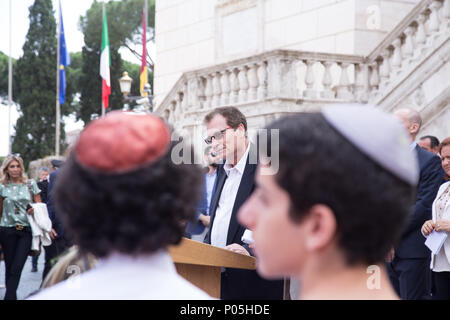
[263,113,416,266]
[53,142,203,258]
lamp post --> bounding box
[119,71,153,113]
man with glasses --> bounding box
[203,106,284,300]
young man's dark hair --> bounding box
[204,106,247,131]
[32,112,212,300]
[264,113,416,265]
[53,140,202,258]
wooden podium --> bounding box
[169,238,256,298]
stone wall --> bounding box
[154,0,419,108]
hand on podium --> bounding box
[225,243,250,256]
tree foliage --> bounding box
[12,0,68,168]
[0,51,16,98]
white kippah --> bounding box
[322,104,419,186]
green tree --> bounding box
[12,0,67,168]
[0,51,17,100]
[78,0,155,125]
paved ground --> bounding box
[0,253,45,300]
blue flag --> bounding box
[59,1,70,105]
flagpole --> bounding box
[56,0,61,156]
[102,3,105,118]
[8,0,12,155]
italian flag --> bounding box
[100,6,111,109]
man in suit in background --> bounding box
[203,106,284,300]
[30,167,51,272]
[42,160,72,282]
[418,135,440,155]
[387,108,443,300]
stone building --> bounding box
[153,0,449,149]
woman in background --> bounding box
[0,154,41,300]
[422,137,450,300]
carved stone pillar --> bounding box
[391,38,403,77]
[336,63,353,100]
[354,63,369,102]
[229,68,239,104]
[187,77,199,111]
[204,75,213,110]
[321,61,334,99]
[303,60,316,99]
[379,49,391,90]
[427,0,442,45]
[413,13,428,60]
[402,26,415,65]
[369,62,380,101]
[237,66,249,103]
[220,70,230,106]
[442,0,450,33]
[257,62,267,100]
[247,63,259,101]
[212,72,221,107]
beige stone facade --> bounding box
[154,0,449,146]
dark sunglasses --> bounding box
[204,127,232,145]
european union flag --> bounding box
[59,1,70,105]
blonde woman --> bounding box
[0,154,41,300]
[422,138,450,300]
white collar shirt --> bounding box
[210,144,250,248]
[30,250,213,300]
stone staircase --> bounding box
[155,0,449,138]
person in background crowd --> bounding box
[0,154,41,300]
[238,105,418,299]
[40,246,97,290]
[30,167,50,273]
[387,108,443,300]
[31,111,212,299]
[422,137,450,300]
[188,146,220,242]
[42,160,68,282]
[36,167,49,204]
[203,106,284,300]
[419,136,440,155]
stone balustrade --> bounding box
[156,0,449,130]
[156,50,366,125]
[367,0,450,106]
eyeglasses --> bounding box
[204,127,232,145]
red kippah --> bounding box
[76,111,170,173]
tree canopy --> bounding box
[12,0,66,168]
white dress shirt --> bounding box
[30,250,213,300]
[210,144,250,248]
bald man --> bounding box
[387,108,443,300]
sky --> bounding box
[0,0,155,156]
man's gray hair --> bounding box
[38,167,50,174]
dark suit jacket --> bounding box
[37,179,49,204]
[47,170,64,237]
[395,145,443,259]
[205,144,284,299]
